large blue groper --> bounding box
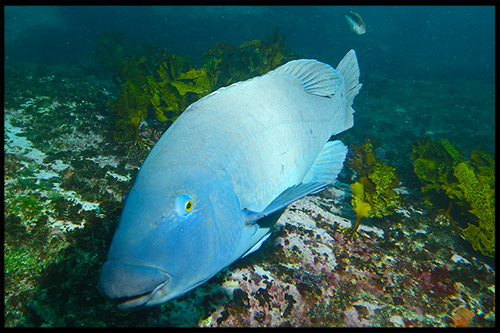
[98,50,361,310]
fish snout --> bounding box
[98,261,171,310]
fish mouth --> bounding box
[114,280,170,310]
[98,261,172,310]
[115,276,212,310]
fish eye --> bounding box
[175,193,195,216]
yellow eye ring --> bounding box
[174,193,195,216]
[185,200,193,212]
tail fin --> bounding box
[336,49,362,111]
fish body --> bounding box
[98,50,361,309]
[345,10,366,35]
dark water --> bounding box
[5,6,494,81]
[4,5,495,327]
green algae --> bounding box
[411,137,495,257]
[348,139,402,234]
[106,28,297,144]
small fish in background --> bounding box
[344,10,366,35]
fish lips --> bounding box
[98,261,172,310]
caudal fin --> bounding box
[336,49,362,112]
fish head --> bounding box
[353,25,366,35]
[98,166,242,310]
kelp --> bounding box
[93,30,125,84]
[411,137,495,256]
[107,80,149,143]
[203,27,299,88]
[454,160,495,256]
[107,51,213,144]
[104,28,297,144]
[349,139,401,234]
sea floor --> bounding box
[3,62,495,327]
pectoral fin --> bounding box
[302,140,348,186]
[239,182,328,258]
[241,232,272,258]
[243,140,347,225]
[243,181,328,225]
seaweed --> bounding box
[411,137,495,256]
[350,177,373,233]
[366,162,402,218]
[203,27,298,88]
[92,29,125,83]
[106,29,298,145]
[411,137,463,202]
[108,51,213,144]
[348,139,401,234]
[107,80,150,143]
[454,161,495,256]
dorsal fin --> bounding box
[271,59,341,97]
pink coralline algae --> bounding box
[204,266,310,326]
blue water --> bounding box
[5,6,494,81]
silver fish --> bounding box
[98,50,362,310]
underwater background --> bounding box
[4,5,495,327]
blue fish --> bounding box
[98,50,361,310]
